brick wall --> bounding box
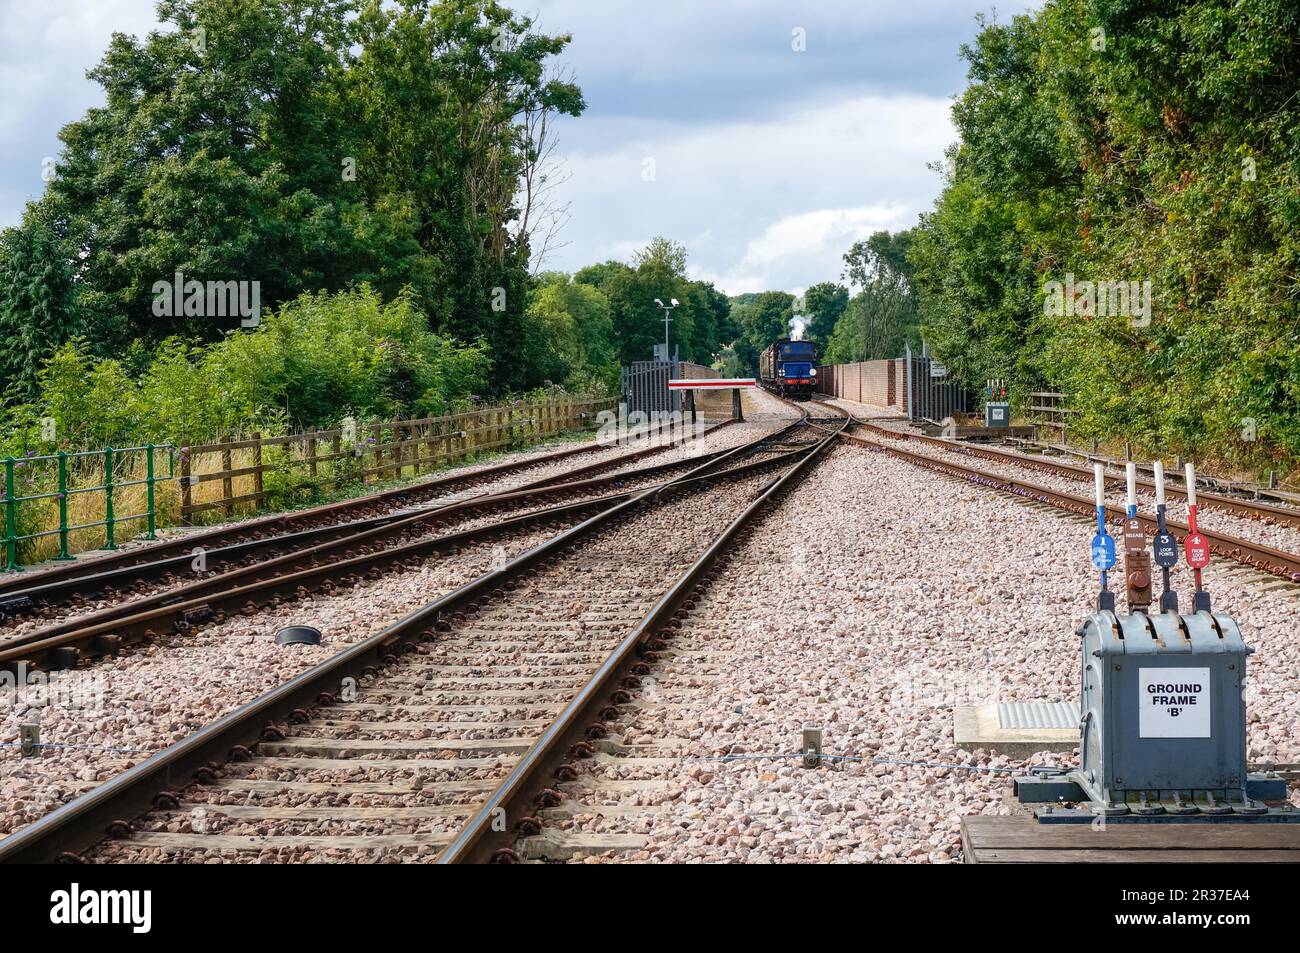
[815,360,902,409]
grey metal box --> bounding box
[1077,610,1248,805]
[984,402,1010,427]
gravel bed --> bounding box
[548,442,1300,864]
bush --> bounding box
[6,286,490,450]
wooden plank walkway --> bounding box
[962,816,1300,863]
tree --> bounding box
[906,0,1300,470]
[738,291,794,354]
[844,230,921,359]
[632,237,688,275]
[30,0,583,394]
[346,0,584,390]
[802,282,848,350]
[0,219,78,401]
[599,237,729,366]
[573,261,633,291]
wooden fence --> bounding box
[1027,392,1078,445]
[178,395,616,524]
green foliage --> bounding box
[632,237,689,274]
[906,1,1300,473]
[731,291,795,370]
[573,260,633,291]
[0,218,78,401]
[801,282,848,350]
[823,230,924,364]
[524,273,618,390]
[11,287,488,450]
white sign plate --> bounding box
[1138,667,1211,738]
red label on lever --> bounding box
[1185,533,1210,569]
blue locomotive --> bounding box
[758,338,817,400]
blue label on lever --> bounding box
[1090,533,1116,570]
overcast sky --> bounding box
[0,0,1037,296]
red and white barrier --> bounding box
[667,378,756,389]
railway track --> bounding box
[0,404,842,863]
[845,412,1300,529]
[0,418,732,618]
[829,411,1300,585]
[0,424,748,635]
[0,423,807,672]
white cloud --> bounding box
[0,0,161,225]
[697,203,911,294]
[548,92,953,293]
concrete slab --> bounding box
[954,704,1078,758]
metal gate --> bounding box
[904,345,970,424]
[620,355,680,417]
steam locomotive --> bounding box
[758,338,817,400]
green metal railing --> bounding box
[1,445,174,572]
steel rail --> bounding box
[840,426,1300,582]
[844,415,1300,528]
[0,430,810,671]
[0,418,734,598]
[436,406,848,863]
[0,419,805,864]
[0,431,753,621]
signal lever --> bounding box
[1090,464,1117,612]
[1183,463,1212,613]
[1121,463,1152,612]
[1151,461,1180,612]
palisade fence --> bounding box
[621,357,681,417]
[1,394,615,570]
[902,350,972,424]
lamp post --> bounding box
[654,297,679,360]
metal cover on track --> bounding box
[997,701,1079,730]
